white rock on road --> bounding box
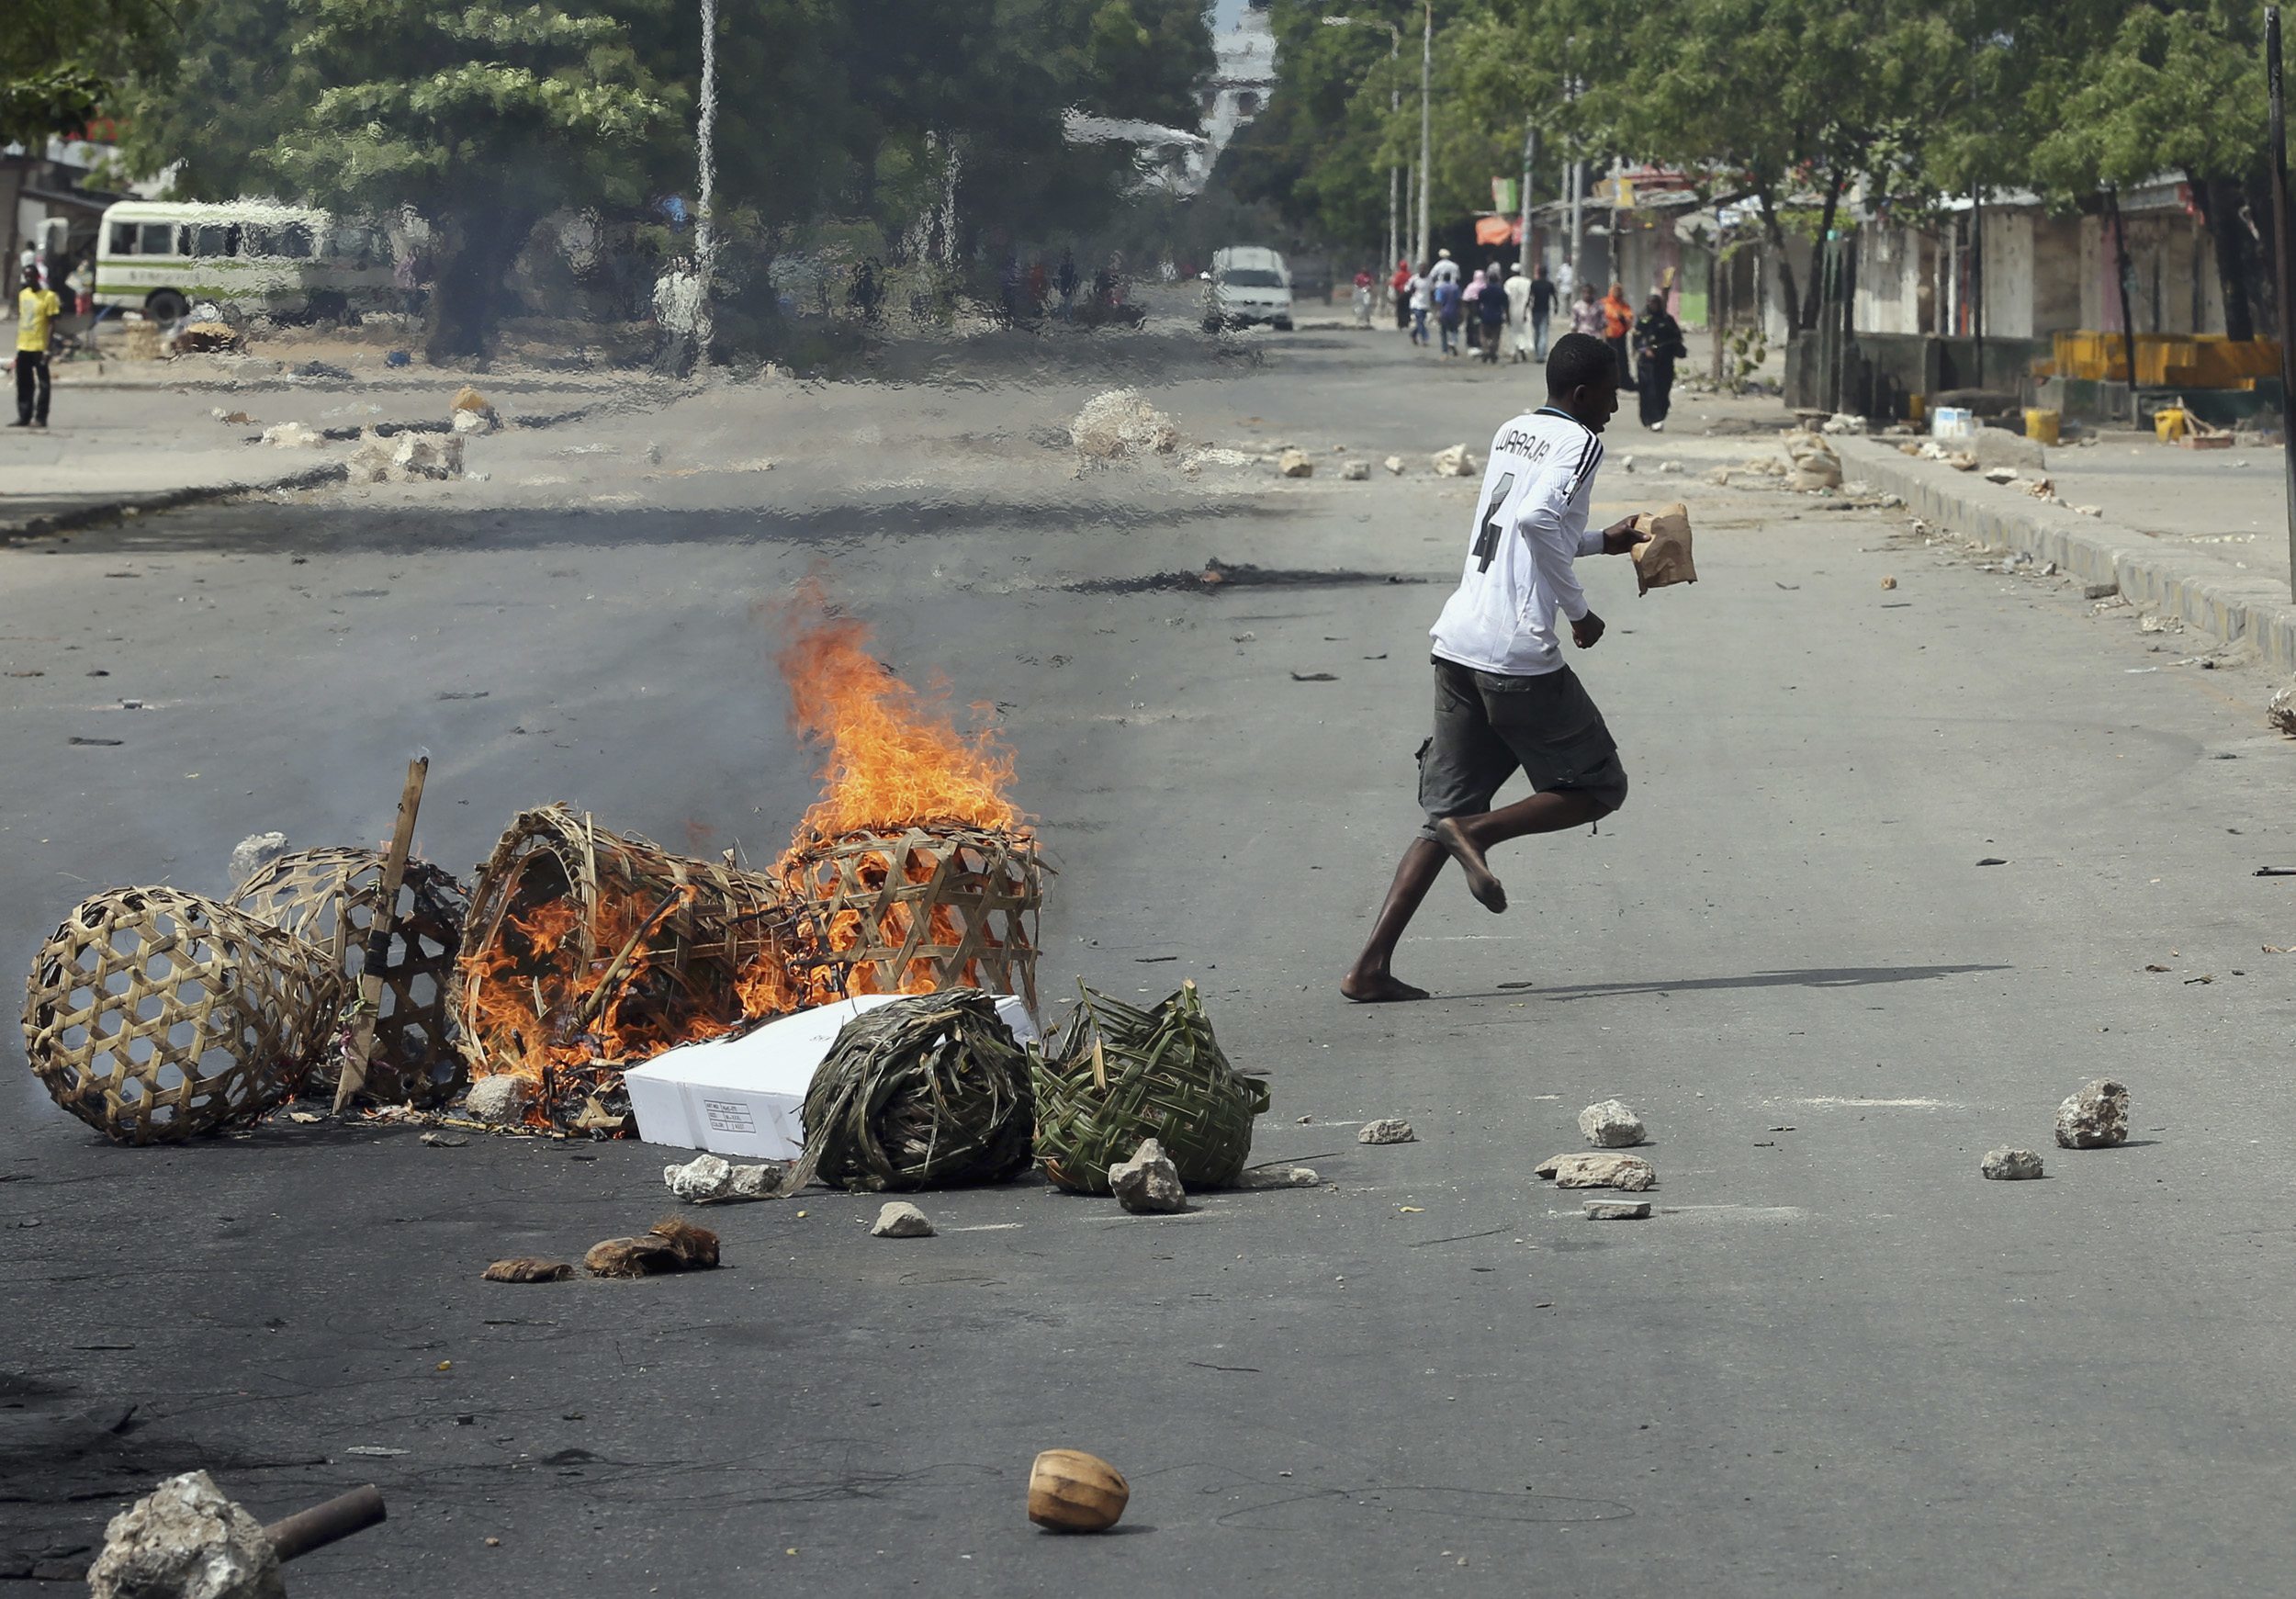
[1109,1137,1187,1213]
[463,1074,529,1125]
[1341,459,1370,480]
[1981,1147,2045,1181]
[872,1201,935,1238]
[1382,454,1405,475]
[87,1470,280,1599]
[1431,444,1476,478]
[1536,1152,1658,1190]
[1277,447,1314,479]
[1583,1199,1653,1220]
[1577,1099,1646,1147]
[227,830,289,888]
[1357,1118,1416,1144]
[2054,1079,2130,1149]
[1236,1164,1321,1188]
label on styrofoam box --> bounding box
[622,992,1041,1158]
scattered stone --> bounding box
[259,422,323,449]
[1705,465,1732,486]
[1235,1164,1321,1188]
[2269,683,2296,737]
[1981,1147,2045,1181]
[1658,459,1683,474]
[1982,466,2019,484]
[2074,504,2103,517]
[1382,454,1405,475]
[1536,1152,1658,1190]
[871,1200,936,1238]
[1583,1198,1653,1220]
[227,830,288,888]
[1277,448,1314,478]
[349,428,464,483]
[2054,1078,2130,1149]
[1431,444,1476,477]
[463,1074,530,1125]
[451,407,496,435]
[481,1257,573,1283]
[211,408,258,425]
[1341,459,1370,480]
[2083,581,2119,600]
[663,1152,786,1201]
[1968,428,2047,471]
[87,1471,280,1599]
[1071,388,1178,461]
[1181,446,1255,469]
[1109,1137,1187,1213]
[1881,575,1897,590]
[1577,1099,1646,1147]
[1357,1118,1417,1144]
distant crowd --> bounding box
[1354,251,1688,432]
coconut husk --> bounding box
[778,991,1035,1194]
[583,1216,720,1278]
[1033,979,1268,1194]
[481,1258,573,1283]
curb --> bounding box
[1838,436,2296,673]
[0,462,350,544]
[0,402,601,545]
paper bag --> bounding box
[1631,501,1696,595]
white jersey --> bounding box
[1429,406,1606,678]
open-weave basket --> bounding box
[781,827,1042,1014]
[231,846,469,1106]
[1033,980,1268,1193]
[451,805,801,1120]
[780,991,1035,1194]
[22,887,346,1144]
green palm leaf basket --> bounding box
[1034,979,1270,1194]
[780,990,1036,1194]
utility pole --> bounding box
[2268,7,2296,597]
[1417,0,1433,267]
[1389,22,1401,287]
[692,0,719,365]
[1519,121,1535,269]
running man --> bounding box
[1340,333,1648,1003]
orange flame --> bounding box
[771,586,1021,861]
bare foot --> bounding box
[1340,972,1431,1003]
[1431,817,1506,912]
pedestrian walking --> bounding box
[1476,268,1508,362]
[1503,264,1533,363]
[1554,256,1576,301]
[1602,282,1637,390]
[1429,247,1460,287]
[1056,248,1079,319]
[1434,272,1463,357]
[1408,266,1432,346]
[1528,265,1557,360]
[1352,267,1374,328]
[11,264,60,429]
[1338,332,1649,1004]
[1570,281,1604,340]
[1390,258,1412,330]
[1461,269,1487,357]
[1633,291,1687,431]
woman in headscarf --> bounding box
[1633,290,1688,430]
[1460,269,1487,357]
[1602,283,1637,390]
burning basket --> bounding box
[22,886,346,1144]
[781,826,1043,1014]
[231,846,470,1107]
[451,805,800,1120]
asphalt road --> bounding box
[6,310,2294,1596]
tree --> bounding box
[3,0,182,150]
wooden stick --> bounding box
[334,756,429,1111]
[571,884,684,1035]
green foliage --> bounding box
[3,0,181,148]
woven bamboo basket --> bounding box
[1033,980,1268,1193]
[450,805,800,1119]
[781,827,1042,1014]
[22,886,346,1144]
[231,846,470,1106]
[780,991,1035,1194]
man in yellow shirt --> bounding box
[14,265,60,429]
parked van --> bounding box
[94,200,395,322]
[1201,246,1293,332]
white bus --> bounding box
[93,200,397,323]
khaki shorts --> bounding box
[1416,657,1627,839]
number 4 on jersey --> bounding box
[1472,472,1518,572]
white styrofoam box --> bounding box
[621,993,1040,1158]
[1930,406,1975,442]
